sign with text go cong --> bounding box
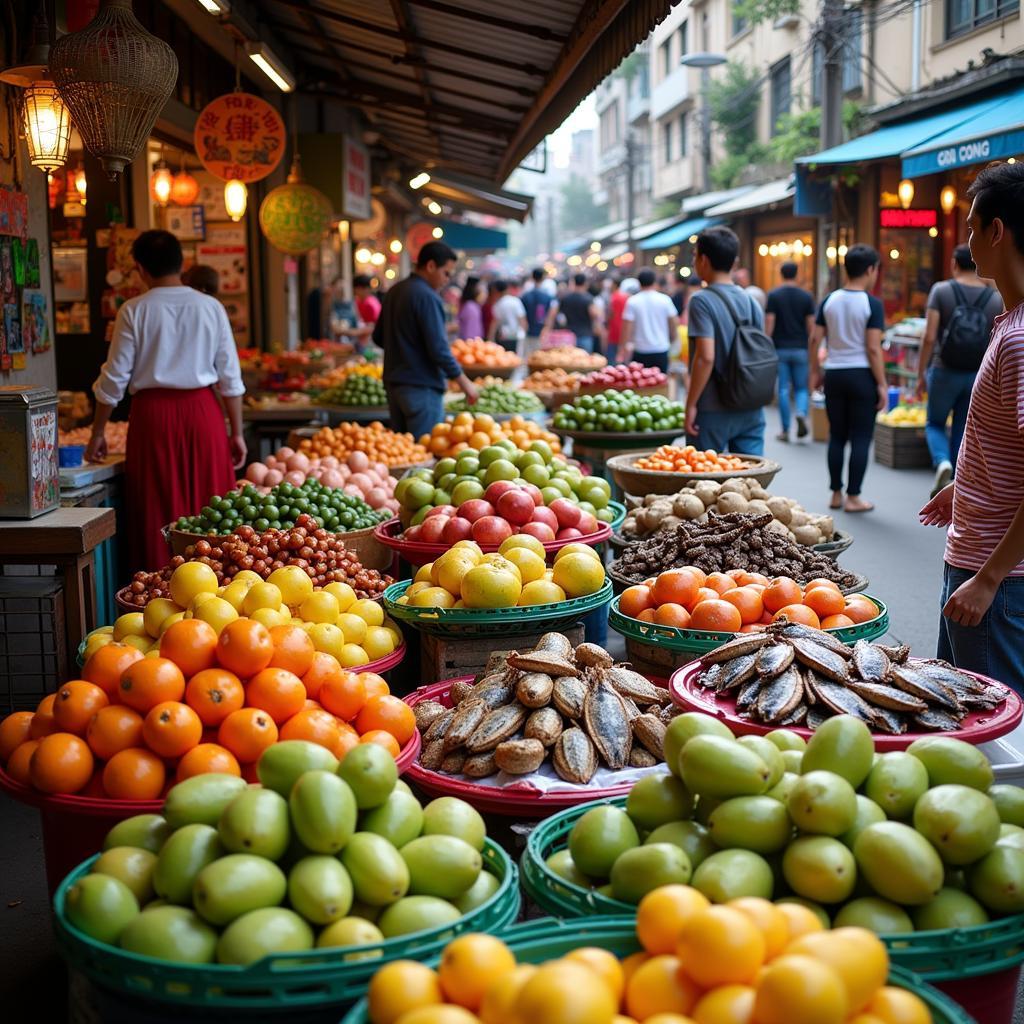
[902,127,1024,178]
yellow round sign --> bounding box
[259,181,333,255]
[194,92,286,183]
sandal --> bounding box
[844,497,875,513]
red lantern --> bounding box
[171,169,199,206]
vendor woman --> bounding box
[86,230,245,571]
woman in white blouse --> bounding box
[86,230,245,571]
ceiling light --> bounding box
[196,0,230,12]
[246,43,295,93]
[355,247,372,263]
[409,172,431,190]
[940,185,957,215]
[838,244,848,257]
[590,241,601,251]
[150,158,172,206]
[74,164,87,204]
[21,81,71,172]
[385,268,396,279]
[688,234,698,244]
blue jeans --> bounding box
[687,408,766,456]
[386,384,444,441]
[926,365,976,470]
[574,334,595,354]
[776,347,809,432]
[938,563,1024,696]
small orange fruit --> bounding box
[119,658,186,714]
[245,667,307,724]
[438,934,517,1011]
[142,701,203,758]
[6,739,39,784]
[677,906,766,988]
[176,742,241,781]
[160,618,218,677]
[217,707,278,763]
[772,604,821,628]
[0,711,34,761]
[360,729,401,758]
[52,680,110,735]
[355,694,416,745]
[29,693,58,739]
[279,707,342,749]
[763,577,803,613]
[216,618,274,677]
[367,960,443,1024]
[82,642,144,698]
[185,668,245,726]
[268,624,316,677]
[637,885,711,955]
[625,954,700,1020]
[102,747,165,800]
[29,732,94,794]
[85,705,145,760]
[319,670,367,721]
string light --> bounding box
[680,266,692,277]
[409,172,431,189]
[427,200,442,215]
[838,244,848,257]
[889,248,900,260]
[354,247,372,263]
[370,252,386,266]
[758,244,769,256]
[388,239,403,254]
[928,226,939,238]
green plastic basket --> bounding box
[339,917,975,1024]
[607,500,626,532]
[382,579,613,638]
[608,594,889,655]
[53,839,520,1014]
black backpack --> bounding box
[705,286,779,411]
[938,282,994,371]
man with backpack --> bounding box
[686,227,778,455]
[915,244,1003,496]
[520,267,558,353]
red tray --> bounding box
[401,677,665,817]
[373,517,612,567]
[668,659,1023,751]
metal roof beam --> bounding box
[404,0,568,43]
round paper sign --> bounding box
[194,92,286,183]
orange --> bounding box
[82,642,144,698]
[751,954,847,1024]
[319,670,367,721]
[29,732,94,794]
[359,672,390,699]
[515,961,619,1024]
[438,933,516,1010]
[176,742,241,780]
[85,704,145,760]
[692,984,756,1024]
[29,694,58,739]
[771,605,820,628]
[160,618,218,677]
[638,608,657,623]
[704,572,738,596]
[678,906,766,988]
[142,701,203,758]
[6,739,39,784]
[821,613,855,629]
[479,964,538,1024]
[366,959,443,1024]
[102,747,166,800]
[654,603,691,628]
[0,711,34,762]
[52,680,110,735]
[332,721,360,760]
[301,650,343,701]
[564,947,625,1003]
[728,898,789,960]
[762,577,803,613]
[620,585,655,619]
[802,586,845,619]
[218,707,279,762]
[118,658,186,714]
[679,565,707,587]
[803,578,842,594]
[864,986,931,1024]
[356,694,416,744]
[723,587,765,625]
[280,707,342,749]
[652,570,700,609]
[690,586,721,610]
[621,950,649,985]
[844,597,880,624]
[739,572,771,587]
[268,624,316,676]
[625,955,700,1020]
[786,929,888,1015]
[775,902,825,943]
[216,618,274,677]
[689,599,743,633]
[185,668,245,726]
[637,885,711,955]
[245,667,307,724]
[360,729,401,758]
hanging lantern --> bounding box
[224,179,248,222]
[171,169,200,206]
[150,158,172,206]
[22,81,72,171]
[50,0,178,179]
[259,157,332,255]
[940,186,957,215]
[74,164,87,205]
[897,179,915,210]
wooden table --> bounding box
[0,506,116,674]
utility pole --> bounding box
[625,130,636,264]
[546,194,555,258]
[820,0,845,292]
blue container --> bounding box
[58,445,85,467]
[887,386,902,411]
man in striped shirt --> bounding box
[920,161,1024,692]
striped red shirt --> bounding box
[946,301,1024,575]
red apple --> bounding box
[521,482,543,506]
[576,511,599,534]
[419,515,448,543]
[484,480,518,505]
[405,524,423,541]
[531,506,559,531]
[458,498,495,523]
[556,527,584,542]
[521,521,556,542]
[472,515,513,545]
[496,489,535,526]
[425,504,456,519]
[441,516,474,544]
[549,497,583,529]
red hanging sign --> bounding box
[879,209,938,229]
[194,93,286,183]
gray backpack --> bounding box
[706,286,779,411]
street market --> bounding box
[2,1,1024,1023]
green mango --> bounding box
[568,805,639,879]
[288,856,353,925]
[218,788,290,861]
[153,824,223,905]
[65,873,139,944]
[709,796,792,854]
[377,896,461,938]
[93,847,158,905]
[119,906,217,963]
[786,771,858,837]
[968,845,1024,913]
[337,744,398,810]
[663,713,733,779]
[681,735,772,799]
[289,771,357,854]
[738,736,786,789]
[316,916,385,952]
[644,820,716,870]
[783,836,857,904]
[192,854,287,926]
[360,790,425,849]
[164,774,248,830]
[216,908,314,964]
[453,871,500,913]
[913,888,990,930]
[545,849,589,888]
[401,835,482,900]
[421,797,486,851]
[854,822,945,905]
[907,737,994,791]
[864,752,930,820]
[103,814,171,854]
[990,785,1024,827]
[692,849,773,902]
[801,716,874,788]
[914,785,1001,865]
[340,832,410,906]
[256,740,339,797]
[834,897,913,934]
[610,843,691,904]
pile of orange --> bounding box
[634,445,749,473]
[521,368,582,392]
[297,422,429,467]
[361,886,927,1024]
[620,568,880,634]
[0,617,416,800]
[423,412,562,458]
[451,338,520,369]
[527,346,607,371]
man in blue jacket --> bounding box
[375,241,478,438]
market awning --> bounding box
[419,172,533,221]
[681,185,755,214]
[600,242,629,261]
[608,212,686,244]
[435,219,509,253]
[640,216,720,250]
[704,178,794,217]
[901,85,1024,177]
[251,0,673,185]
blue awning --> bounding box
[901,85,1024,177]
[641,216,719,250]
[436,220,508,253]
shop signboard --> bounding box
[343,137,371,221]
[879,209,937,229]
[902,126,1024,178]
[194,93,286,183]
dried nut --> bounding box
[575,643,613,669]
[425,708,456,742]
[516,672,554,709]
[632,713,667,759]
[440,751,466,774]
[465,703,529,753]
[449,680,475,706]
[552,676,588,719]
[419,739,445,771]
[473,676,516,709]
[524,707,563,747]
[534,633,574,659]
[413,700,447,732]
[552,728,597,784]
[494,738,546,774]
[630,748,658,768]
[443,698,488,752]
[462,751,498,778]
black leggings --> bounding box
[824,368,877,496]
[635,351,669,372]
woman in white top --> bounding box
[86,230,245,571]
[809,244,888,513]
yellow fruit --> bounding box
[515,961,617,1024]
[406,581,432,599]
[300,590,341,624]
[438,934,516,1011]
[242,582,283,616]
[410,587,456,609]
[551,552,605,598]
[729,897,789,961]
[479,964,536,1024]
[864,986,932,1024]
[266,565,314,607]
[169,561,219,608]
[692,985,756,1024]
[451,540,482,557]
[337,612,369,645]
[367,960,443,1024]
[775,901,825,943]
[553,542,601,563]
[415,563,434,583]
[233,569,263,588]
[501,548,546,584]
[112,612,147,641]
[383,619,403,644]
[517,580,566,606]
[352,599,384,627]
[752,954,847,1024]
[637,885,710,955]
[158,610,186,636]
[84,634,113,659]
[461,564,521,608]
[143,599,181,639]
[479,553,522,581]
[625,955,700,1020]
[89,625,115,636]
[431,552,478,595]
[338,644,370,668]
[308,622,346,660]
[192,597,238,635]
[499,534,546,559]
[250,607,288,629]
[393,1008,480,1024]
[785,929,888,1015]
[220,580,251,611]
[324,581,357,612]
[677,906,766,988]
[122,634,152,652]
[191,592,218,610]
[564,947,625,1003]
[643,1016,696,1024]
[363,626,396,660]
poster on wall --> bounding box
[163,205,206,242]
[53,248,88,302]
[197,223,248,295]
[195,171,230,221]
[0,187,29,239]
[24,293,50,353]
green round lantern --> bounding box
[259,158,333,255]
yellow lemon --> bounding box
[336,612,368,645]
[143,599,181,639]
[169,561,219,607]
[308,622,346,660]
[300,590,341,624]
[112,612,147,641]
[266,565,314,607]
[338,643,370,668]
[242,581,283,616]
[351,598,385,627]
[192,596,238,634]
[324,581,357,612]
[501,547,546,584]
[499,534,546,559]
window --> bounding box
[638,58,650,99]
[678,21,689,60]
[600,101,621,149]
[679,112,688,157]
[812,7,865,103]
[732,4,748,36]
[663,120,673,164]
[770,57,792,134]
[661,40,672,79]
[947,0,1018,38]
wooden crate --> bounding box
[421,624,585,684]
[623,636,699,679]
[874,422,931,469]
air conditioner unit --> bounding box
[774,13,800,29]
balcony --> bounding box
[651,65,691,120]
[653,158,696,202]
[596,141,627,175]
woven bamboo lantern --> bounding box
[50,0,178,179]
[259,157,332,255]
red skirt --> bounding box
[125,387,236,572]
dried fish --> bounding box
[701,663,726,692]
[553,728,597,784]
[465,704,528,753]
[701,632,774,664]
[870,707,908,734]
[806,706,833,729]
[777,703,808,726]
[534,632,574,660]
[852,640,890,683]
[473,674,517,709]
[602,665,671,705]
[419,739,445,771]
[440,751,466,774]
[516,672,554,708]
[552,676,588,719]
[876,644,911,665]
[736,679,762,713]
[494,739,545,774]
[463,751,498,778]
[633,714,667,758]
[583,679,632,769]
[506,651,577,677]
[524,707,563,747]
[756,667,804,722]
[630,748,659,768]
[425,708,456,742]
[449,680,475,706]
[813,680,882,723]
[845,681,928,714]
[575,643,614,669]
[888,666,960,711]
[755,644,795,679]
[914,661,987,695]
[789,638,851,683]
[719,653,759,690]
[443,698,489,753]
[913,709,962,732]
[770,621,853,658]
[413,700,448,732]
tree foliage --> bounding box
[707,62,762,158]
[767,100,865,162]
[732,0,801,25]
[559,174,606,235]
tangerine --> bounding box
[319,670,367,721]
[118,658,186,714]
[638,608,657,623]
[751,954,847,1024]
[82,643,144,698]
[29,733,94,794]
[0,711,34,761]
[637,885,712,955]
[366,959,443,1024]
[802,587,845,619]
[804,578,842,594]
[359,672,390,699]
[515,960,618,1024]
[85,705,145,760]
[301,650,342,701]
[564,947,625,1003]
[704,572,738,596]
[185,668,245,726]
[217,707,279,762]
[723,587,765,625]
[438,933,517,1010]
[844,597,880,624]
[280,707,342,749]
[692,984,756,1024]
[160,618,219,677]
[332,721,360,760]
[245,667,307,723]
[6,739,38,784]
[268,624,316,676]
[52,680,110,735]
[678,906,766,988]
[864,986,931,1024]
[652,570,700,609]
[729,897,790,960]
[762,577,803,613]
[654,603,692,628]
[356,695,416,745]
[142,701,203,758]
[176,742,241,780]
[625,955,701,1020]
[689,599,743,633]
[775,901,825,943]
[29,694,58,739]
[690,586,721,610]
[360,729,401,758]
[102,747,166,800]
[772,605,821,628]
[216,618,274,677]
[621,585,655,619]
[786,928,888,1015]
[821,613,855,630]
